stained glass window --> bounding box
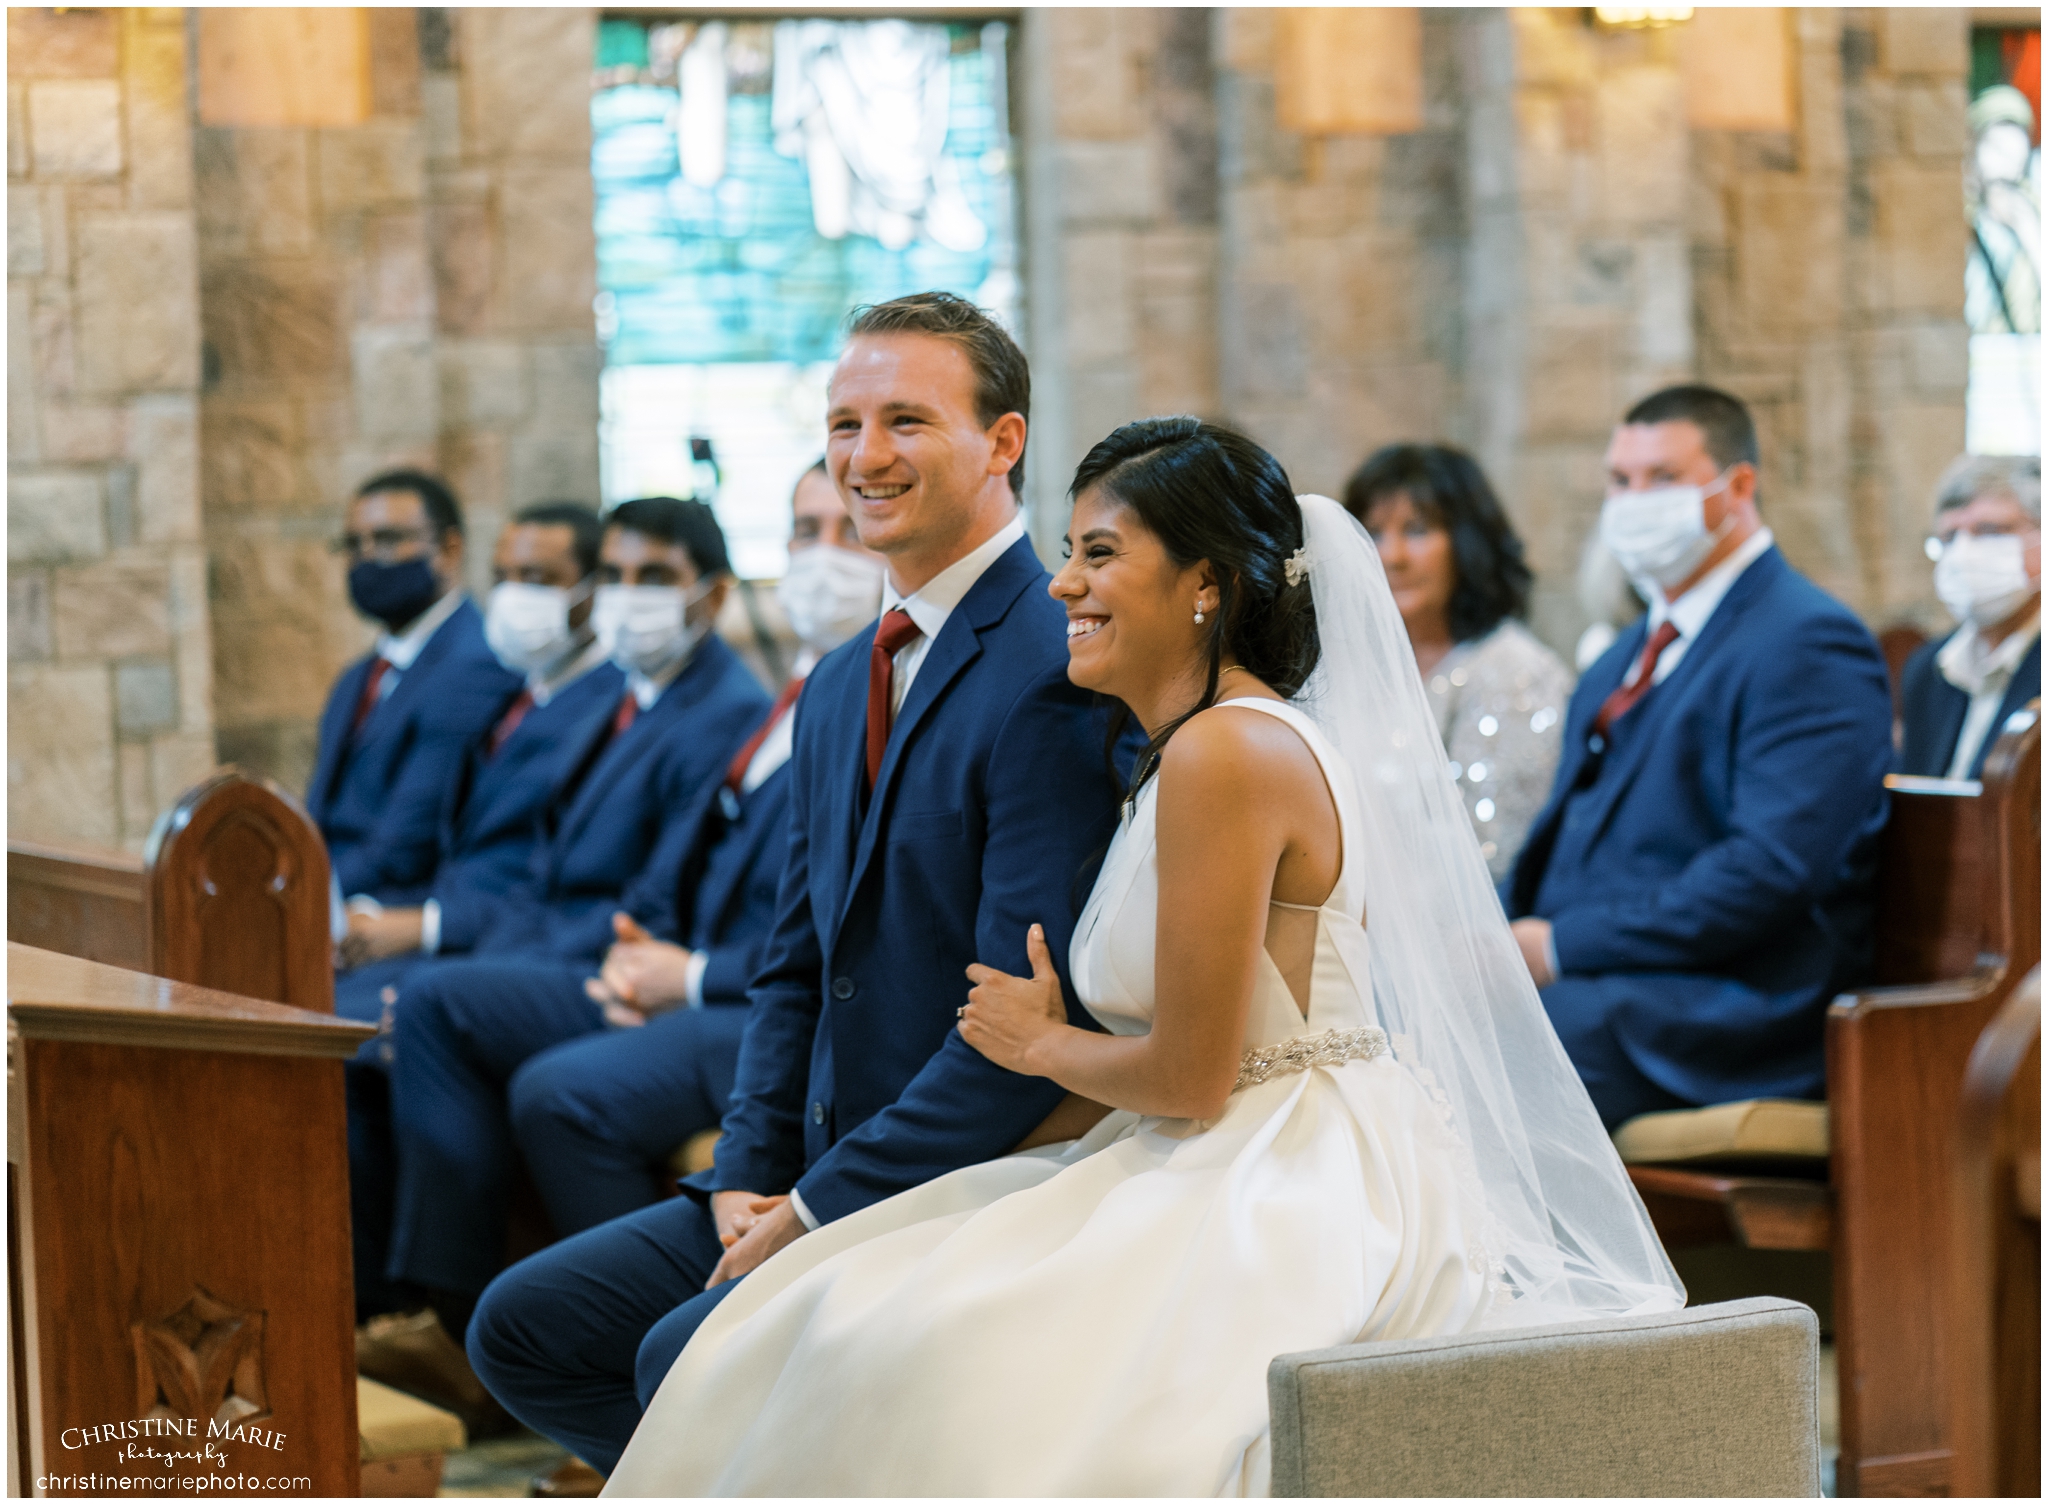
[1965,24,2041,456]
[592,17,1019,577]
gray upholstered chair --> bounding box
[1268,1296,1820,1496]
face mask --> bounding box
[485,580,589,675]
[778,545,886,654]
[1934,532,2038,628]
[1598,473,1735,593]
[593,580,715,678]
[349,557,443,632]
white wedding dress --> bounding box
[606,701,1497,1497]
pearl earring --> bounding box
[1194,599,1206,625]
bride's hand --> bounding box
[960,924,1067,1074]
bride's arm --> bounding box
[959,711,1303,1121]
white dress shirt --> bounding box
[1938,612,2042,778]
[372,588,464,684]
[878,514,1027,715]
[1637,526,1776,686]
[789,513,1025,1234]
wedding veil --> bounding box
[1291,492,1684,1323]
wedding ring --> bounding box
[956,1007,966,1018]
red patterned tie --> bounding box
[352,658,393,736]
[487,689,536,757]
[1592,621,1682,738]
[866,609,924,790]
[612,691,639,737]
[725,677,806,796]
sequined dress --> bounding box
[605,701,1493,1498]
[1425,620,1575,880]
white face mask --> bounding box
[1598,472,1735,593]
[484,580,589,675]
[777,544,886,654]
[593,580,715,678]
[1933,531,2038,628]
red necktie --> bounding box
[725,677,806,796]
[612,691,639,737]
[352,658,393,736]
[487,689,536,757]
[1592,621,1682,738]
[866,608,924,790]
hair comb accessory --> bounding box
[1283,545,1311,587]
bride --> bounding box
[604,418,1682,1497]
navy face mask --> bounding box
[348,557,443,632]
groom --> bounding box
[467,292,1127,1474]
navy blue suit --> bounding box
[506,759,797,1241]
[368,634,770,1294]
[334,659,625,1029]
[1504,547,1894,1125]
[353,637,768,1312]
[1897,628,2040,778]
[309,598,523,902]
[467,534,1126,1474]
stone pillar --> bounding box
[8,8,213,850]
[1216,8,1470,500]
[199,7,601,795]
[1017,8,1220,556]
[1460,8,1696,647]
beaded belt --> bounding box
[1233,1026,1389,1093]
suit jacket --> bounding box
[308,598,523,901]
[473,634,770,966]
[427,658,626,956]
[699,535,1126,1225]
[1897,628,2041,778]
[684,760,796,1007]
[1504,547,1895,1105]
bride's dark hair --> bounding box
[1069,416,1320,798]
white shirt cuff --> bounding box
[1543,929,1561,985]
[787,1187,821,1231]
[419,898,441,955]
[683,949,709,1008]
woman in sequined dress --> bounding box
[1346,444,1575,880]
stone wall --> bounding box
[200,6,600,794]
[8,8,213,850]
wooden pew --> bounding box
[1948,969,2040,1500]
[7,944,374,1498]
[8,769,333,1013]
[1618,708,2041,1497]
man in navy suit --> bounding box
[467,293,1127,1476]
[358,497,770,1345]
[1898,455,2040,779]
[505,463,888,1242]
[311,470,522,906]
[1503,386,1894,1128]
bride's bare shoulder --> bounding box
[1156,700,1321,798]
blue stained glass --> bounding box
[592,21,1017,367]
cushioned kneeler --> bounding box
[359,1375,467,1498]
[1613,1098,1830,1165]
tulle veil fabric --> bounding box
[1292,492,1681,1323]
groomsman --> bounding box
[350,497,768,1338]
[467,292,1128,1476]
[506,463,888,1241]
[310,470,521,904]
[1503,386,1894,1126]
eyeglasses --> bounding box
[1924,524,2039,561]
[330,527,439,563]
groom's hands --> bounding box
[960,923,1068,1075]
[707,1191,804,1288]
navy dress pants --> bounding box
[339,954,424,1320]
[386,958,606,1298]
[1539,976,1692,1128]
[469,1197,740,1476]
[509,1005,750,1237]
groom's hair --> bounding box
[846,292,1030,496]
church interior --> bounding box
[5,6,2040,1499]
